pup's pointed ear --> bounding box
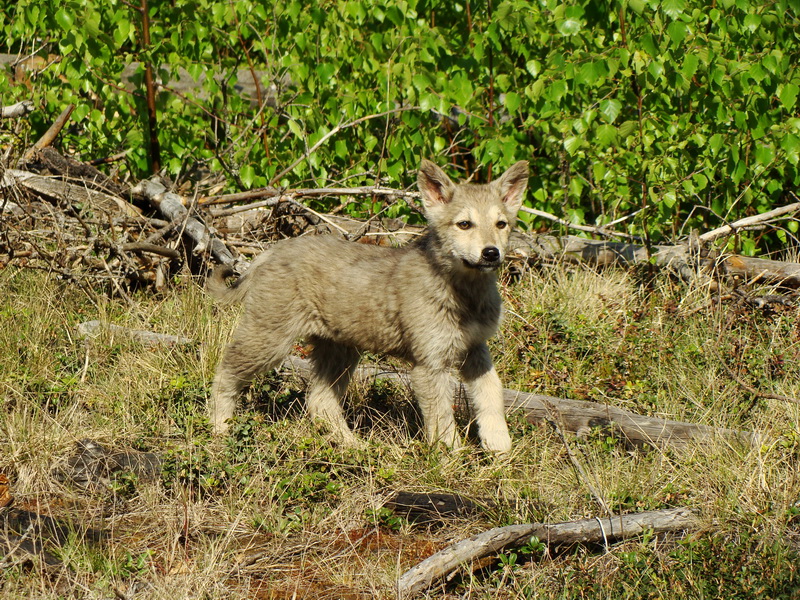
[495,160,529,214]
[417,159,456,207]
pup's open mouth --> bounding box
[462,259,502,271]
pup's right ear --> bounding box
[417,159,456,207]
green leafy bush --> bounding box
[3,0,799,250]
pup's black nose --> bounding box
[481,246,500,262]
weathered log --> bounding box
[515,233,800,287]
[280,356,758,450]
[213,203,800,288]
[1,169,141,217]
[397,507,697,596]
[504,388,759,448]
[699,201,800,243]
[131,178,247,272]
[22,147,129,199]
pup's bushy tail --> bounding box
[206,265,251,305]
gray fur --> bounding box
[208,159,528,453]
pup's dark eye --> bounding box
[496,221,508,229]
[456,220,472,230]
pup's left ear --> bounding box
[418,159,456,208]
[495,160,529,214]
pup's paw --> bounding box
[480,429,512,454]
[212,419,230,436]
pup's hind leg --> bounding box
[211,326,294,434]
[460,344,512,453]
[410,364,460,449]
[306,337,360,444]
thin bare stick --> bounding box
[268,107,418,186]
[542,399,611,516]
[200,185,418,207]
[138,0,161,173]
[520,206,638,240]
[718,358,800,406]
[209,186,420,217]
[699,201,800,243]
[22,104,74,161]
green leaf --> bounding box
[662,188,677,208]
[755,143,775,166]
[599,99,622,123]
[564,135,584,155]
[287,120,304,139]
[595,124,618,147]
[667,21,688,46]
[504,92,522,113]
[641,34,659,58]
[780,83,799,111]
[781,133,800,165]
[681,54,699,80]
[629,0,646,14]
[240,165,256,188]
[55,8,74,30]
[577,61,606,86]
[557,18,581,36]
[743,13,761,33]
[412,74,431,92]
[526,60,541,77]
[661,0,686,19]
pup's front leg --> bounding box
[461,344,512,453]
[410,364,461,449]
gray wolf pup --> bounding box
[207,159,528,453]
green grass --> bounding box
[1,265,799,598]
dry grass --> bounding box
[2,264,800,599]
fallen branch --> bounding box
[203,185,421,215]
[281,356,759,449]
[22,104,74,162]
[131,178,247,272]
[397,507,697,596]
[0,100,34,118]
[119,241,181,260]
[699,200,800,243]
[77,320,193,347]
[519,205,641,241]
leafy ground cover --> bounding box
[1,265,799,598]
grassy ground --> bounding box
[1,264,799,599]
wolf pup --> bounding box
[207,159,528,453]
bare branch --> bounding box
[0,100,34,118]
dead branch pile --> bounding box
[3,103,800,308]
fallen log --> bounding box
[2,169,141,217]
[281,356,759,450]
[515,233,800,288]
[397,507,697,596]
[211,201,800,288]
